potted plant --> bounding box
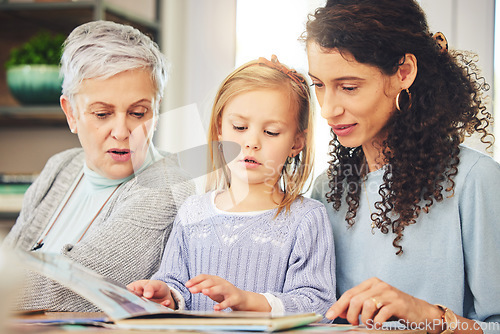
[5,31,66,105]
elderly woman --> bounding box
[3,20,194,311]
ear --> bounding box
[151,112,159,133]
[60,95,78,133]
[217,117,223,141]
[290,131,306,158]
[397,53,417,89]
[152,99,161,131]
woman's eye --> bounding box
[130,106,148,118]
[342,85,357,92]
[265,130,279,136]
[94,111,110,119]
[233,125,247,131]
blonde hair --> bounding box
[206,56,314,215]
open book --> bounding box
[14,250,323,331]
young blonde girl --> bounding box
[128,55,335,317]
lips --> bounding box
[330,123,357,137]
[241,156,261,168]
[108,148,132,162]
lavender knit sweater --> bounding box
[151,192,336,316]
[4,148,195,312]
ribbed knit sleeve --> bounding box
[150,207,193,309]
[2,148,82,250]
[273,205,336,316]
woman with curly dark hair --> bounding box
[306,0,500,333]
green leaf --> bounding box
[5,31,66,69]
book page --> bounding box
[15,250,171,320]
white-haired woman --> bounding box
[4,20,194,312]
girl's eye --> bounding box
[233,125,247,131]
[310,82,324,88]
[265,130,279,136]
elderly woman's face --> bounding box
[62,69,157,180]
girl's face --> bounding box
[219,88,304,190]
[307,42,400,153]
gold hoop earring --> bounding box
[395,89,412,111]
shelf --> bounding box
[0,0,161,115]
[0,182,28,219]
[0,1,160,34]
[0,193,22,219]
[0,218,16,237]
[0,105,67,127]
[0,0,161,182]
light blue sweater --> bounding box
[151,192,336,317]
[311,145,500,333]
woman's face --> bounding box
[307,42,400,152]
[61,69,157,180]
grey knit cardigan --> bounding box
[4,148,195,312]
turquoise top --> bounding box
[311,145,500,333]
[35,145,163,253]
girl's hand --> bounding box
[186,274,271,312]
[127,279,175,309]
[326,277,444,333]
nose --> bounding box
[244,130,260,150]
[319,91,344,120]
[110,115,131,141]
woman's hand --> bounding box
[327,277,444,332]
[127,279,175,309]
[186,274,271,312]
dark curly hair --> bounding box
[305,0,493,254]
